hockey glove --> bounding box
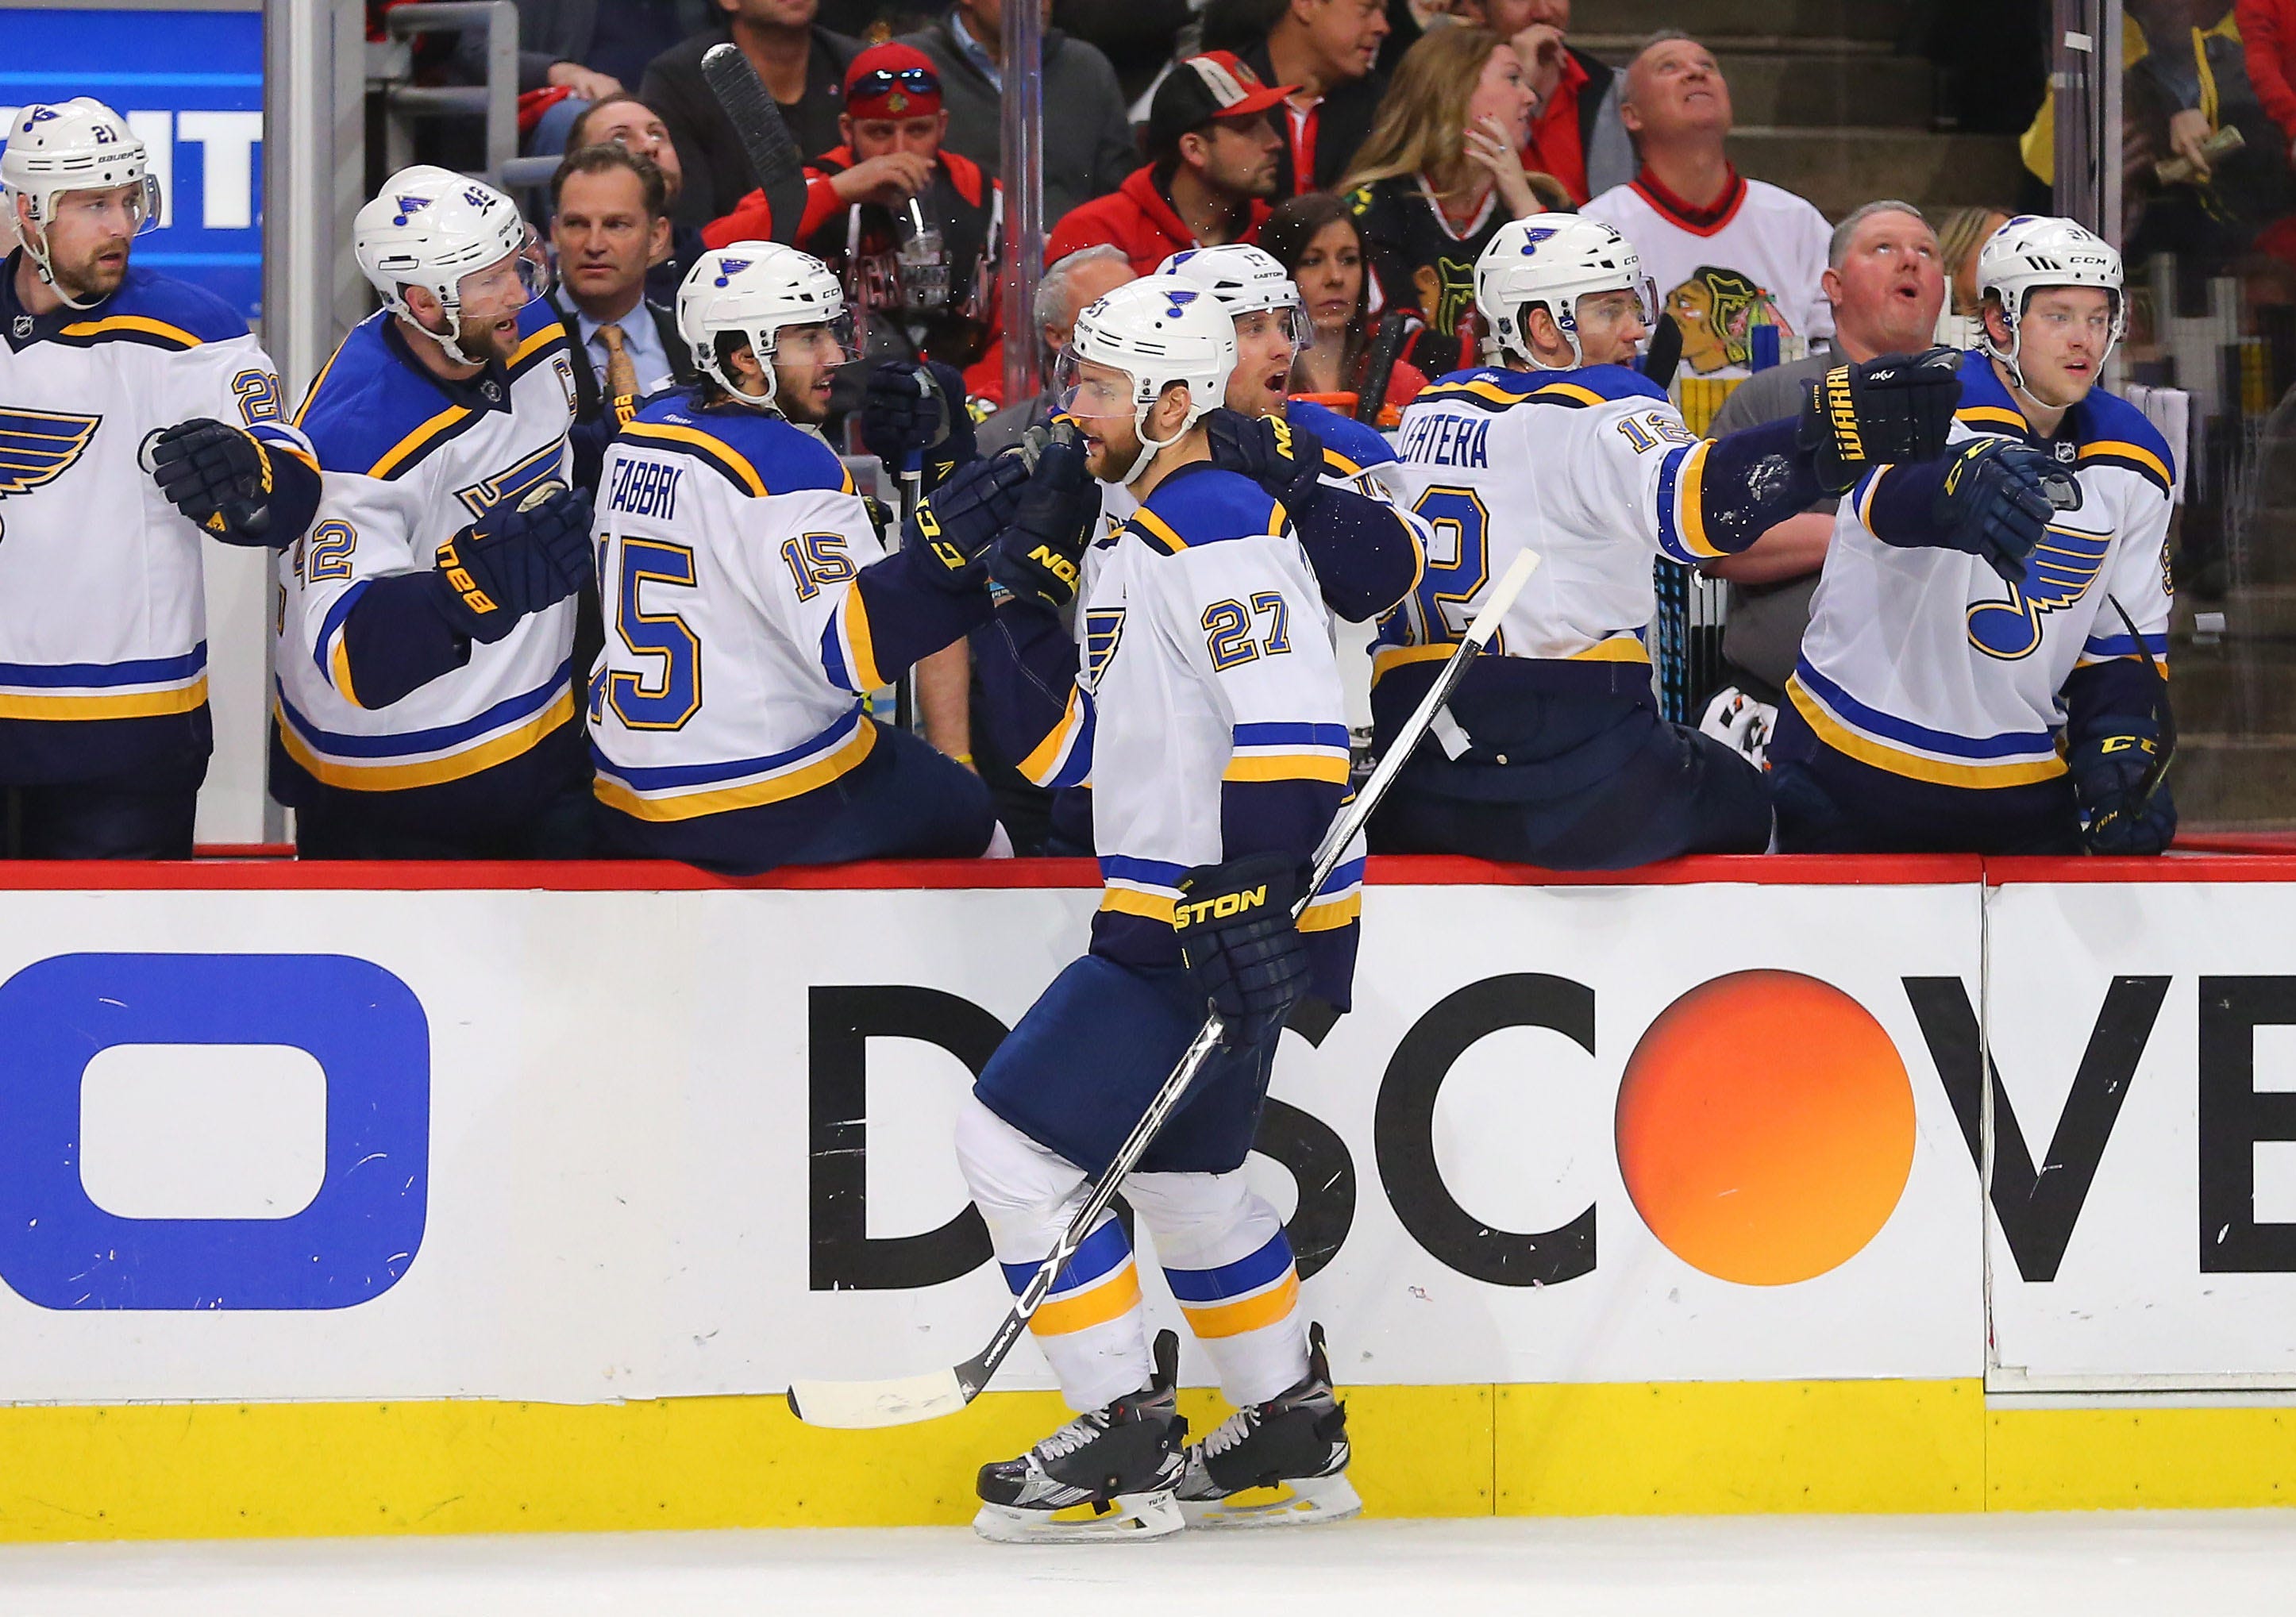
[431,481,594,643]
[907,450,1035,591]
[1930,438,2059,583]
[988,422,1098,614]
[147,418,276,539]
[1796,345,1963,494]
[861,359,976,491]
[1204,407,1326,512]
[2069,714,2177,855]
[1173,853,1311,1049]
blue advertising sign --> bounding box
[0,5,264,322]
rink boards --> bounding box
[1,853,2294,1538]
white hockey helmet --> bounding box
[354,165,541,366]
[1977,214,2125,387]
[1057,275,1238,485]
[2,99,161,307]
[1155,244,1312,348]
[675,241,857,411]
[1474,214,1655,369]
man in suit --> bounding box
[566,93,707,300]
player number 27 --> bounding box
[1202,592,1292,671]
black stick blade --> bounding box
[700,41,809,246]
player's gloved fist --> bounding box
[907,451,1034,591]
[1204,407,1324,510]
[2069,714,2178,855]
[1173,853,1311,1049]
[1930,438,2058,582]
[432,482,594,642]
[861,359,976,490]
[1797,345,1963,494]
[147,418,275,537]
[988,422,1097,614]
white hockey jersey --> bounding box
[0,261,312,774]
[1581,175,1833,379]
[276,301,579,795]
[1789,350,2175,788]
[589,394,891,822]
[1378,364,1720,681]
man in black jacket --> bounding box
[639,0,863,228]
[1242,0,1389,196]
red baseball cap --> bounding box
[845,42,942,121]
[1146,52,1297,151]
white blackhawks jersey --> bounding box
[0,264,312,726]
[277,301,579,793]
[1582,175,1833,379]
[1791,351,2175,788]
[1377,364,1721,679]
[1023,464,1360,938]
[589,394,888,822]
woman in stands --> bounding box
[1338,27,1570,375]
[1260,191,1430,418]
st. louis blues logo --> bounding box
[1966,522,2114,660]
[391,194,432,227]
[715,258,752,287]
[1164,290,1200,318]
[1519,227,1559,255]
[1084,606,1126,687]
[0,407,100,545]
[24,107,58,129]
[455,440,565,521]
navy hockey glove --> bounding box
[2069,714,2177,855]
[988,422,1098,614]
[432,482,593,642]
[861,359,976,491]
[147,418,276,539]
[1797,345,1963,494]
[1173,853,1311,1049]
[907,450,1034,591]
[1204,407,1325,511]
[1931,438,2059,582]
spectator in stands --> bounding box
[1341,27,1563,375]
[1582,33,1833,379]
[2243,0,2296,160]
[566,93,705,299]
[1933,205,2010,318]
[1258,191,1427,412]
[1701,202,1947,704]
[1231,0,1392,197]
[452,0,646,102]
[1043,52,1289,273]
[903,0,1138,227]
[1465,0,1628,204]
[640,0,862,228]
[977,243,1136,452]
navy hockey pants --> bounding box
[974,953,1285,1180]
[593,719,996,876]
[2,760,202,860]
[1767,703,2082,855]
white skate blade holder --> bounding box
[1179,1472,1363,1530]
[974,1488,1185,1544]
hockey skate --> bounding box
[973,1330,1188,1543]
[1177,1322,1361,1529]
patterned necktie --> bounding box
[597,321,640,405]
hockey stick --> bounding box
[788,547,1543,1429]
[700,42,808,247]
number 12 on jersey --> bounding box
[1401,485,1501,650]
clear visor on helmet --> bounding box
[1574,275,1656,329]
[40,176,162,237]
[1232,300,1315,354]
[453,247,550,315]
[1052,348,1139,421]
[764,312,862,368]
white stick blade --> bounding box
[787,1369,971,1430]
[1466,549,1540,645]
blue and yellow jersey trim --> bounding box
[1370,630,1642,684]
[820,589,884,693]
[1223,720,1351,784]
[1004,1217,1139,1338]
[1096,853,1182,924]
[313,581,370,708]
[1164,1232,1300,1339]
[276,660,576,792]
[1124,483,1288,556]
[620,412,857,501]
[1654,440,1721,562]
[2078,439,2174,499]
[1301,853,1364,934]
[2078,628,2171,672]
[1415,364,1663,413]
[1018,682,1096,789]
[0,644,208,721]
[56,313,204,351]
[592,704,876,822]
[1786,659,2065,788]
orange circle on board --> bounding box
[1614,969,1915,1287]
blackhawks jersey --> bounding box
[1789,350,2175,789]
[0,256,314,782]
[275,300,580,803]
[1378,364,1728,688]
[589,389,984,832]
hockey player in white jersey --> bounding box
[276,167,592,858]
[958,279,1360,1542]
[589,243,1005,871]
[1375,214,1962,868]
[1770,217,2177,855]
[0,98,320,857]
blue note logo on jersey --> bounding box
[453,440,565,521]
[1966,522,2113,660]
[0,408,101,545]
[1084,606,1126,687]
